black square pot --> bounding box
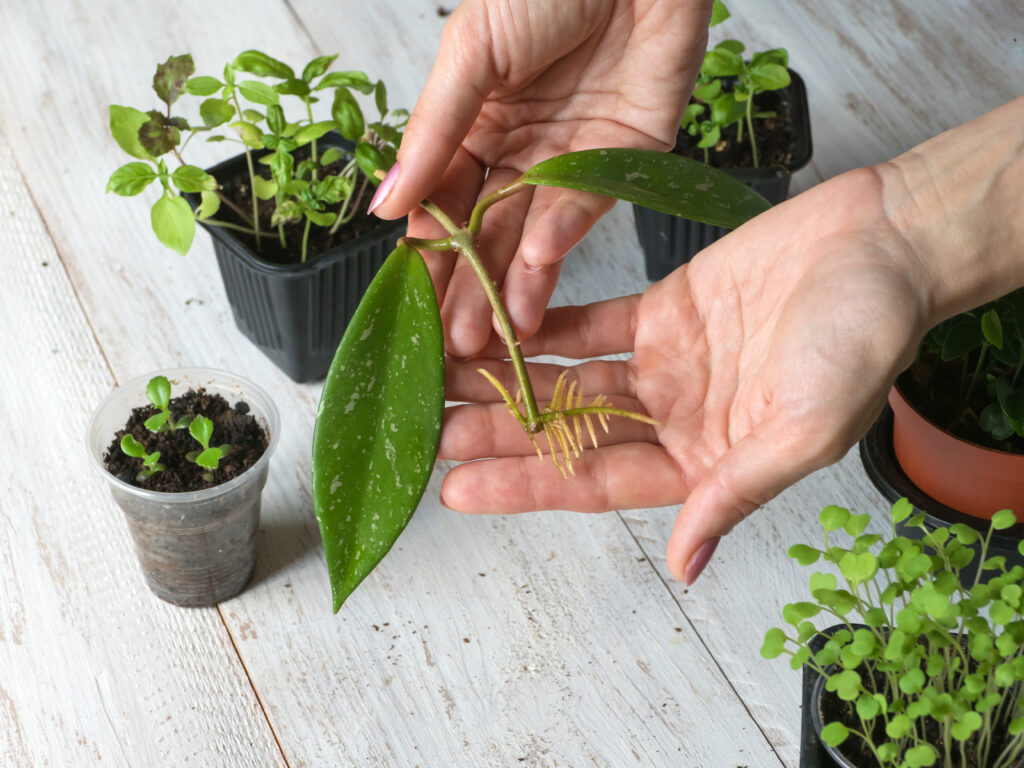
[859,404,1024,585]
[801,627,844,768]
[185,134,405,382]
[634,69,812,281]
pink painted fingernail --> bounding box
[367,162,401,215]
[683,537,720,585]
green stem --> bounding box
[305,100,319,178]
[231,92,262,252]
[746,96,759,168]
[329,160,362,235]
[301,217,312,263]
[960,343,988,416]
[200,218,277,238]
[468,178,527,235]
[402,236,453,251]
[278,222,286,248]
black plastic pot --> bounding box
[185,134,405,382]
[859,404,1024,584]
[634,69,812,281]
[800,627,841,768]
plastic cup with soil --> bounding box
[86,368,280,606]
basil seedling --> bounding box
[186,415,232,482]
[143,375,193,432]
[119,435,165,481]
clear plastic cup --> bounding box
[86,368,280,606]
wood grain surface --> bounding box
[0,0,1020,766]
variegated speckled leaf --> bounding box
[522,148,771,229]
[312,244,444,612]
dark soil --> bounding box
[218,150,384,266]
[898,355,1024,454]
[673,86,796,170]
[103,389,268,493]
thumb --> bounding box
[665,417,843,585]
[369,8,497,219]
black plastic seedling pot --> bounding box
[634,69,812,281]
[185,134,405,382]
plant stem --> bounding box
[301,217,312,263]
[231,92,262,251]
[329,160,362,235]
[960,343,988,415]
[468,178,527,235]
[201,218,277,237]
[402,236,453,251]
[216,191,254,226]
[746,96,759,168]
[305,100,319,178]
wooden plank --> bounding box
[0,125,285,766]
[0,0,785,765]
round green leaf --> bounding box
[120,434,145,458]
[692,80,722,102]
[759,627,786,659]
[891,497,914,523]
[312,245,444,613]
[787,543,821,566]
[992,509,1018,530]
[885,713,911,739]
[171,165,216,194]
[200,98,235,128]
[150,195,194,255]
[819,722,849,747]
[189,415,213,448]
[144,411,170,432]
[252,176,277,201]
[106,162,157,196]
[196,446,224,470]
[146,375,171,409]
[108,105,153,160]
[905,744,937,768]
[715,39,745,55]
[702,48,744,77]
[819,505,850,532]
[749,63,791,91]
[230,121,265,149]
[522,148,771,230]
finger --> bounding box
[496,256,564,342]
[477,296,641,359]
[443,169,533,357]
[406,146,485,306]
[520,188,617,269]
[439,398,657,461]
[446,358,635,403]
[664,416,849,585]
[370,8,497,220]
[440,442,690,514]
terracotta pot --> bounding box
[889,385,1024,519]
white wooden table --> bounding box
[1,1,1020,765]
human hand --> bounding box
[368,0,712,356]
[436,167,929,583]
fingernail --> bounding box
[367,162,401,215]
[683,537,720,585]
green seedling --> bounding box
[312,147,772,611]
[119,434,165,482]
[186,415,232,482]
[762,500,1024,767]
[107,51,407,262]
[143,375,193,432]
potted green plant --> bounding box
[761,500,1024,767]
[86,368,280,606]
[860,288,1024,579]
[634,1,812,280]
[309,147,773,611]
[106,51,408,381]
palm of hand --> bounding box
[440,168,926,580]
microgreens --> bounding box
[107,51,406,262]
[119,434,165,482]
[186,415,232,482]
[762,500,1024,767]
[143,375,193,432]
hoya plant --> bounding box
[106,50,406,262]
[761,500,1024,767]
[311,147,772,611]
[904,288,1024,448]
[680,1,791,167]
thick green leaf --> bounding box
[750,63,791,91]
[233,50,294,79]
[106,162,157,196]
[186,76,222,96]
[150,195,195,255]
[302,54,338,83]
[171,165,216,193]
[147,375,171,409]
[522,149,770,229]
[312,245,444,612]
[709,0,730,27]
[238,80,280,106]
[200,98,235,127]
[120,434,146,458]
[702,48,744,77]
[109,105,152,160]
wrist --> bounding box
[875,94,1024,328]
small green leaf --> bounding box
[752,48,789,69]
[138,111,181,157]
[981,308,1004,349]
[759,627,786,659]
[238,80,280,106]
[171,165,216,194]
[230,121,265,149]
[144,411,170,432]
[715,39,745,55]
[106,162,157,196]
[120,434,146,458]
[820,505,850,532]
[270,149,295,188]
[941,316,983,360]
[304,209,336,227]
[312,245,444,612]
[233,50,294,79]
[692,80,722,102]
[749,63,791,91]
[891,498,914,524]
[294,121,337,145]
[992,509,1018,530]
[355,142,385,181]
[277,77,311,97]
[950,523,980,545]
[243,109,266,123]
[840,551,878,585]
[844,513,871,537]
[374,80,388,116]
[905,744,937,767]
[200,98,235,128]
[332,87,365,141]
[885,713,912,739]
[522,149,770,230]
[150,195,194,255]
[787,543,820,566]
[147,376,171,409]
[320,147,344,166]
[696,122,721,149]
[819,722,849,747]
[109,105,153,160]
[198,190,220,220]
[855,693,880,720]
[317,70,375,93]
[196,446,224,470]
[186,76,222,96]
[702,48,744,77]
[252,176,277,200]
[709,0,730,26]
[302,54,338,82]
[189,415,213,449]
[152,54,195,106]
